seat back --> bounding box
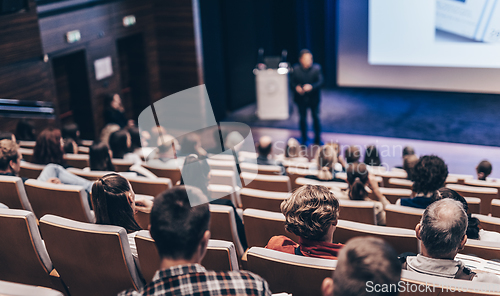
[0,280,64,296]
[0,175,32,211]
[472,214,500,233]
[294,177,348,190]
[18,141,36,149]
[210,169,240,188]
[126,176,172,197]
[461,238,500,261]
[111,159,134,172]
[0,209,57,289]
[209,204,244,256]
[492,199,500,218]
[385,205,423,230]
[66,168,110,181]
[18,148,34,163]
[386,178,413,190]
[246,247,336,296]
[240,162,283,175]
[208,184,241,207]
[135,230,239,283]
[140,164,182,185]
[335,220,418,254]
[19,162,45,179]
[465,197,481,214]
[399,270,500,296]
[241,172,291,192]
[39,215,143,296]
[240,188,290,212]
[286,167,318,189]
[243,209,300,248]
[338,199,376,225]
[372,170,407,187]
[63,154,89,169]
[448,173,474,185]
[446,184,498,215]
[24,180,93,223]
[207,159,237,172]
[374,187,412,204]
[132,195,154,230]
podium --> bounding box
[254,68,289,120]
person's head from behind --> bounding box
[33,127,64,165]
[150,186,210,263]
[416,198,467,259]
[403,154,419,181]
[402,146,415,158]
[100,124,121,147]
[180,154,210,198]
[344,145,361,164]
[15,120,36,141]
[63,138,78,154]
[285,138,301,158]
[281,185,339,242]
[434,188,480,240]
[316,145,337,180]
[412,155,448,196]
[346,163,370,201]
[61,123,80,143]
[0,139,22,175]
[152,134,178,159]
[128,127,142,151]
[476,160,492,181]
[89,142,115,171]
[91,173,141,233]
[0,132,16,143]
[363,145,381,167]
[299,49,313,69]
[322,237,401,296]
[257,136,273,158]
[181,133,206,157]
[108,129,131,159]
[224,131,244,152]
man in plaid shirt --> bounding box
[118,186,271,296]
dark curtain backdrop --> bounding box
[200,0,336,121]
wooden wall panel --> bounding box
[0,0,43,66]
[154,0,200,98]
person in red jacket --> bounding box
[266,184,343,259]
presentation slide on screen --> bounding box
[369,0,500,68]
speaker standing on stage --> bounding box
[291,49,324,145]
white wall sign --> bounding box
[94,56,113,81]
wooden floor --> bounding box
[248,127,500,179]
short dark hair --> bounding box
[89,142,115,171]
[62,123,80,143]
[363,145,381,167]
[420,199,467,258]
[477,160,492,179]
[109,129,130,159]
[344,145,361,164]
[32,127,64,166]
[180,154,211,198]
[346,163,369,201]
[402,146,415,157]
[257,141,272,157]
[299,49,312,58]
[412,155,448,196]
[150,186,210,260]
[0,139,19,171]
[333,237,401,296]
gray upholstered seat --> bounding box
[0,208,67,294]
[246,247,336,296]
[135,230,239,283]
[0,175,32,211]
[24,179,94,223]
[39,214,143,296]
[0,280,64,296]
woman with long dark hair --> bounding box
[109,129,142,165]
[91,173,152,257]
[32,127,65,166]
[89,142,115,171]
[334,163,390,225]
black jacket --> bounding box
[290,63,324,103]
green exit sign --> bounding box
[123,15,136,27]
[65,30,81,43]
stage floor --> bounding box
[225,87,500,147]
[246,126,500,179]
